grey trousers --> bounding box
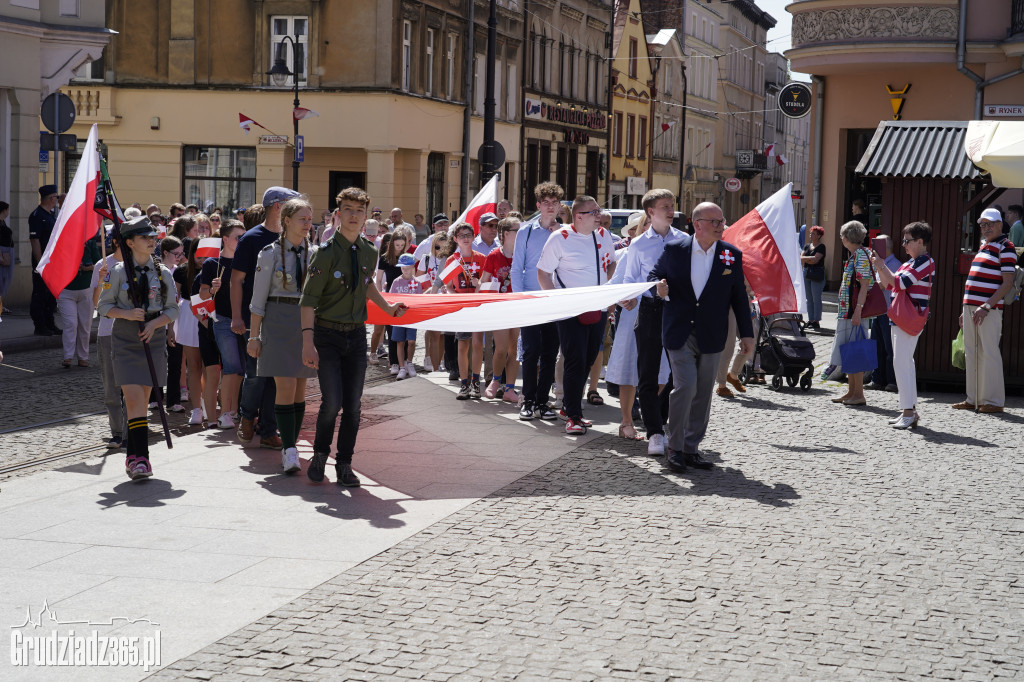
[666,333,721,454]
[97,335,127,439]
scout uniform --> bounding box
[250,238,317,379]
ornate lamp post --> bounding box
[266,36,301,190]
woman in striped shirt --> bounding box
[871,221,935,429]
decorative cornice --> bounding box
[560,4,584,23]
[586,16,607,32]
[792,6,957,47]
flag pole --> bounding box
[100,157,173,449]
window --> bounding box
[182,146,257,215]
[569,48,577,99]
[72,49,104,81]
[474,53,485,114]
[613,112,623,156]
[402,20,412,91]
[425,29,435,96]
[531,32,540,87]
[587,53,596,102]
[506,63,517,119]
[59,0,78,17]
[447,34,457,99]
[495,58,503,118]
[628,38,637,78]
[626,114,635,157]
[270,16,307,87]
[638,116,647,159]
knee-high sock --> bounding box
[293,402,306,443]
[127,417,148,460]
[274,404,296,449]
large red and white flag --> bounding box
[195,238,221,258]
[453,174,498,235]
[36,124,102,297]
[366,282,653,332]
[722,183,805,316]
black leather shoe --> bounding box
[336,464,361,487]
[665,449,687,473]
[684,451,714,470]
[307,452,328,482]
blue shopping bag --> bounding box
[839,325,877,374]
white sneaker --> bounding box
[396,367,408,380]
[168,403,185,413]
[217,412,235,429]
[600,365,607,380]
[647,433,667,456]
[390,364,400,376]
[423,358,434,373]
[368,353,379,366]
[405,362,417,377]
[180,388,189,402]
[189,408,204,425]
[282,447,301,473]
[148,402,158,409]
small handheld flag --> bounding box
[439,259,463,285]
[190,294,217,321]
[195,238,221,258]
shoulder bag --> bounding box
[849,248,887,319]
[888,285,929,337]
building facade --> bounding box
[762,51,811,226]
[53,0,522,227]
[3,0,113,304]
[647,28,685,202]
[521,0,611,208]
[609,0,653,209]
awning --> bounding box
[855,121,983,180]
[965,121,1024,188]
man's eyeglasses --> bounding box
[697,218,726,228]
[901,238,917,245]
[575,209,602,218]
[979,220,997,228]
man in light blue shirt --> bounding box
[511,182,564,421]
[472,212,500,256]
[620,188,684,455]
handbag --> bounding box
[951,329,966,370]
[888,288,928,336]
[848,249,887,319]
[839,324,877,374]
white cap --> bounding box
[978,207,1002,223]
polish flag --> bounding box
[722,183,805,316]
[195,238,221,258]
[293,107,320,120]
[239,113,269,135]
[438,259,463,285]
[661,121,674,132]
[190,294,217,321]
[414,272,432,285]
[764,143,775,158]
[365,282,653,332]
[36,124,102,297]
[776,154,789,166]
[453,174,498,235]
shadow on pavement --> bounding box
[96,478,188,509]
[913,426,998,448]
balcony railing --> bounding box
[61,85,118,125]
[1014,0,1024,35]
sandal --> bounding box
[61,359,72,369]
[587,390,604,405]
[618,424,644,440]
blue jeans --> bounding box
[804,275,825,322]
[312,326,368,464]
[871,315,895,386]
[239,353,277,436]
[556,313,607,419]
[213,317,246,376]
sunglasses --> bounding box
[210,216,221,222]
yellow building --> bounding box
[609,0,653,209]
[47,0,522,221]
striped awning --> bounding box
[855,121,983,180]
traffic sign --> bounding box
[39,149,49,164]
[39,132,78,152]
[724,177,742,192]
[295,134,304,163]
[41,93,76,133]
[477,141,506,172]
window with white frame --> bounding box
[495,58,503,118]
[72,49,104,81]
[425,29,435,96]
[402,20,412,91]
[447,33,457,99]
[270,16,307,87]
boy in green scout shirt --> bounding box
[299,187,406,486]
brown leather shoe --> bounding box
[260,435,283,449]
[726,372,746,393]
[978,404,1004,414]
[236,417,255,443]
[951,400,975,410]
[716,385,734,398]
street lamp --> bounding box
[266,36,301,191]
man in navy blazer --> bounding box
[648,202,753,472]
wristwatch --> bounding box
[982,303,992,311]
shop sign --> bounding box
[259,134,288,145]
[564,129,590,145]
[984,104,1024,117]
[524,97,608,131]
[778,83,812,119]
[626,176,647,196]
[724,177,742,192]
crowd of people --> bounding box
[12,180,1020,483]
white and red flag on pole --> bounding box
[190,294,217,321]
[453,174,498,235]
[775,154,789,166]
[195,238,222,258]
[239,113,270,135]
[438,259,464,285]
[722,183,805,316]
[763,143,775,158]
[36,123,102,297]
[366,282,653,332]
[293,107,320,120]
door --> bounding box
[426,152,445,220]
[328,171,367,211]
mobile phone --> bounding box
[871,236,886,255]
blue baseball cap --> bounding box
[261,186,300,207]
[397,253,416,267]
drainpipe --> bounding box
[956,0,1024,119]
[678,62,687,202]
[811,75,823,226]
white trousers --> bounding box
[57,288,93,362]
[962,305,1004,408]
[890,324,921,411]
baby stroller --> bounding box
[740,312,816,391]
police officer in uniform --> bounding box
[29,184,60,335]
[299,187,406,487]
